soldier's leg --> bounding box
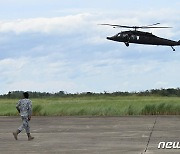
[18,116,27,132]
[23,116,30,133]
[23,117,34,141]
[13,116,24,140]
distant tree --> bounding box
[1,88,180,98]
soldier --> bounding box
[13,92,34,141]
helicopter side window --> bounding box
[130,35,137,40]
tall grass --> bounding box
[142,103,180,115]
[0,96,180,116]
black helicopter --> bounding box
[100,23,180,51]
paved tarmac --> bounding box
[0,116,180,154]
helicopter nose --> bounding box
[107,36,113,40]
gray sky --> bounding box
[0,0,180,94]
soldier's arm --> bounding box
[16,101,20,113]
[28,101,32,121]
[16,106,20,113]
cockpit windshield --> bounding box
[115,33,129,38]
[114,33,121,37]
[113,32,141,41]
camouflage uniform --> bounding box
[16,99,32,133]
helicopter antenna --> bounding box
[99,23,172,31]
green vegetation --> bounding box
[2,88,180,99]
[0,95,180,116]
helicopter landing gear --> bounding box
[171,46,175,51]
[124,42,129,47]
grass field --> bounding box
[0,95,180,116]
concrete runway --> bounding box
[0,116,180,154]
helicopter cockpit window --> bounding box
[122,34,128,38]
[115,33,121,37]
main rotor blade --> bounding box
[141,26,172,29]
[99,23,172,29]
[99,24,145,29]
[99,24,133,28]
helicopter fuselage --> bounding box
[107,30,180,50]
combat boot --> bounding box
[27,133,34,141]
[13,130,20,140]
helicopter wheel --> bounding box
[171,46,175,51]
[124,42,129,47]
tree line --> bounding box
[1,88,180,99]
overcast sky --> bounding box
[0,0,180,94]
